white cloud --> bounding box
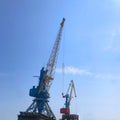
[56,66,92,76]
[104,29,120,52]
[111,0,120,8]
[111,0,120,4]
[94,73,120,80]
[56,66,120,80]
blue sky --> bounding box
[0,0,120,120]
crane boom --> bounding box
[44,18,65,91]
[26,18,65,120]
[37,18,65,94]
[69,80,77,106]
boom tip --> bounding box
[61,18,65,27]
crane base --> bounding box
[18,112,55,120]
[61,114,79,120]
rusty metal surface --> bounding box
[18,112,49,120]
[62,114,79,120]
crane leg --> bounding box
[26,98,56,120]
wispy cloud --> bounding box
[104,29,120,52]
[110,0,120,9]
[56,66,120,80]
[94,73,120,80]
[56,66,92,76]
[111,0,120,6]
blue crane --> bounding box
[60,80,77,115]
[26,18,65,120]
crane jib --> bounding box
[27,18,65,119]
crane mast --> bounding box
[26,18,65,120]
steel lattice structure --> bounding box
[26,18,65,120]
